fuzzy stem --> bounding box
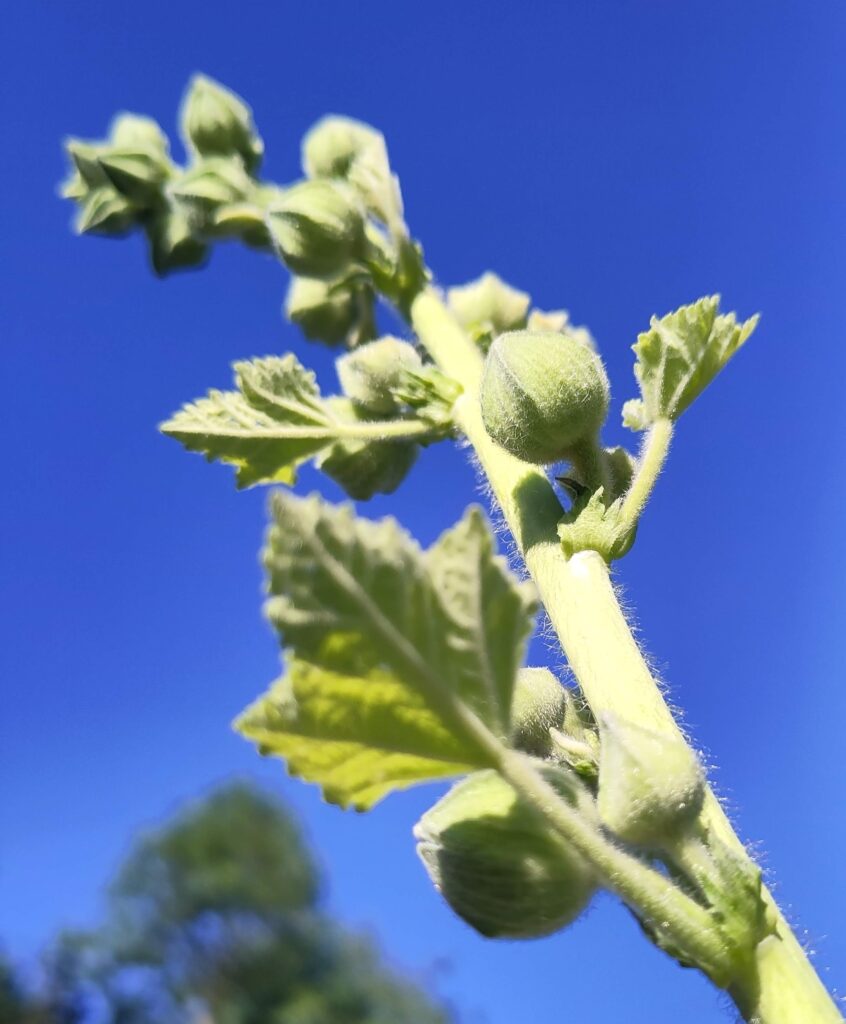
[620,416,673,525]
[409,286,842,1024]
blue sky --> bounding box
[3,2,845,1021]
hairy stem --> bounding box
[620,416,673,525]
[409,286,842,1024]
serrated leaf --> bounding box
[623,295,759,431]
[247,493,537,802]
[236,644,481,810]
[558,488,636,563]
[161,355,433,492]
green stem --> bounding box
[620,416,673,525]
[409,286,843,1024]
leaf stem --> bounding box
[619,416,673,527]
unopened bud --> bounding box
[302,116,383,179]
[597,714,705,848]
[110,113,169,151]
[268,180,365,279]
[481,330,610,464]
[510,668,567,757]
[170,158,252,212]
[180,74,263,172]
[98,148,170,206]
[336,336,422,415]
[448,273,530,346]
[75,187,135,236]
[415,769,597,939]
[285,277,361,346]
[147,205,207,276]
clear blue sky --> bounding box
[3,2,845,1021]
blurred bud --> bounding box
[170,157,252,212]
[285,277,362,346]
[180,74,263,172]
[147,204,208,276]
[302,116,383,179]
[336,336,422,415]
[109,114,169,150]
[510,668,567,757]
[267,180,365,279]
[98,148,170,206]
[448,272,530,347]
[75,186,136,236]
[415,769,597,939]
[481,330,610,464]
[597,713,705,848]
[211,202,271,248]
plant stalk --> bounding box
[409,286,842,1024]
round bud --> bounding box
[480,330,610,464]
[286,277,359,346]
[597,714,705,849]
[415,769,597,939]
[302,116,383,179]
[510,667,567,757]
[267,180,365,280]
[180,74,263,172]
[336,336,422,415]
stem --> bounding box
[620,416,673,525]
[409,287,842,1023]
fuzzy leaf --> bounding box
[236,644,482,809]
[558,488,636,563]
[161,355,431,494]
[623,295,759,431]
[244,494,538,803]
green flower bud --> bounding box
[211,202,270,249]
[75,186,135,236]
[63,140,110,194]
[170,157,252,212]
[146,204,208,276]
[180,74,263,172]
[98,147,170,207]
[109,113,169,151]
[527,309,597,353]
[480,330,610,464]
[267,181,365,279]
[285,277,363,346]
[336,336,422,415]
[510,668,567,757]
[302,116,383,180]
[318,397,419,499]
[448,272,530,348]
[415,769,597,939]
[597,714,705,848]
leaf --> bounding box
[557,488,636,563]
[236,643,482,810]
[622,295,759,431]
[242,493,538,803]
[161,355,432,493]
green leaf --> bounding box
[242,494,537,803]
[161,356,435,493]
[557,488,636,563]
[622,295,759,431]
[236,643,482,810]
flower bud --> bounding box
[302,116,383,179]
[597,714,705,848]
[415,769,597,939]
[336,336,422,415]
[510,668,567,757]
[75,186,135,236]
[98,147,170,207]
[211,202,271,249]
[170,157,252,212]
[180,74,263,172]
[268,181,365,280]
[481,330,610,464]
[448,272,529,347]
[286,277,364,347]
[147,204,208,276]
[110,113,169,151]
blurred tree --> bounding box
[6,785,449,1024]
